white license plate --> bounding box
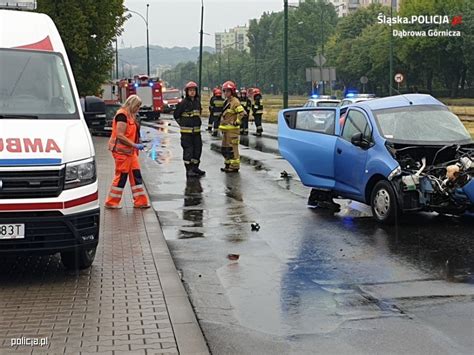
[0,224,25,239]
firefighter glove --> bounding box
[134,143,145,151]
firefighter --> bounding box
[252,88,264,136]
[219,81,245,173]
[239,89,252,135]
[174,81,205,178]
[208,88,225,136]
[105,95,150,209]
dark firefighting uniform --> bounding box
[239,96,252,135]
[252,94,264,136]
[219,96,245,171]
[208,95,225,132]
[173,96,203,173]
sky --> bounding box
[122,0,285,49]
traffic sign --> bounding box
[360,76,368,84]
[306,67,337,82]
[313,54,326,67]
[394,73,404,83]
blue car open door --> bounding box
[278,108,339,189]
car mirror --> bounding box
[351,132,370,149]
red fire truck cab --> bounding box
[118,75,163,120]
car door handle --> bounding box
[337,148,342,154]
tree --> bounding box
[326,4,391,90]
[37,0,126,96]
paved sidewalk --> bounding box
[0,137,208,355]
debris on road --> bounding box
[251,223,261,231]
[227,254,240,261]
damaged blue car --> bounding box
[278,94,474,224]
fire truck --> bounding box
[118,75,164,120]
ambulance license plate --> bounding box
[0,224,25,239]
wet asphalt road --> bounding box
[139,116,474,354]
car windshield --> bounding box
[0,49,78,119]
[105,104,121,120]
[164,91,180,100]
[374,105,472,144]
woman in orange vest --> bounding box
[105,95,150,209]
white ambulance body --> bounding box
[0,6,100,269]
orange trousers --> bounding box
[105,153,150,208]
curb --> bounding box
[140,202,210,355]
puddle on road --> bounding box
[239,135,280,155]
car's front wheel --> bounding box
[371,180,400,224]
[61,247,97,270]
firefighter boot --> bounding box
[186,164,200,178]
[193,163,206,176]
[220,164,230,172]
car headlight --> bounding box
[388,166,402,181]
[64,157,97,189]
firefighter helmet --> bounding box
[222,81,237,93]
[253,88,261,97]
[184,81,198,91]
[213,88,222,96]
[240,88,247,95]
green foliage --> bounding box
[164,0,473,98]
[37,0,126,96]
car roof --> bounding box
[356,94,444,111]
[308,98,340,103]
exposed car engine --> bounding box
[386,143,474,214]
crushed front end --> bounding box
[386,143,474,214]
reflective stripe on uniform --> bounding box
[228,159,240,165]
[108,138,134,155]
[180,126,201,134]
[132,184,144,190]
[235,106,245,113]
[133,191,147,197]
[108,193,122,198]
[181,110,201,118]
[219,125,240,131]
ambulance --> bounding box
[0,4,100,270]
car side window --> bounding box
[342,110,371,142]
[295,110,335,134]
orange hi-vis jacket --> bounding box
[108,108,139,156]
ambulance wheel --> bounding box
[61,247,97,270]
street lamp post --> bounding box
[127,4,150,76]
[389,0,394,95]
[198,0,204,94]
[115,38,119,80]
[283,0,289,109]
